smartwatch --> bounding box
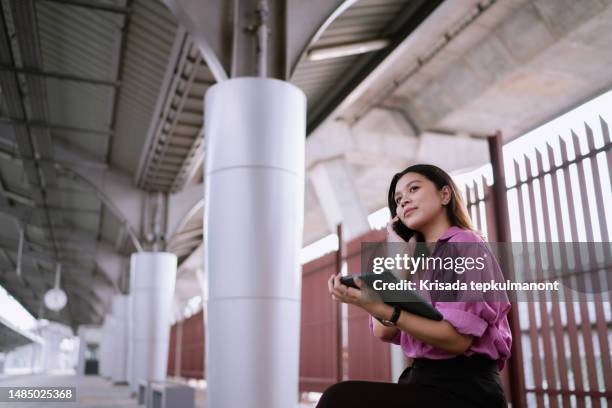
[377,305,402,327]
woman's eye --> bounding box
[410,186,418,192]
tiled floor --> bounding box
[0,373,319,407]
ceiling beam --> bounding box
[0,117,113,136]
[0,65,120,87]
[36,0,131,14]
[0,234,97,269]
[0,147,108,170]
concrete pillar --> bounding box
[76,328,87,376]
[309,156,371,240]
[128,252,177,392]
[100,319,111,378]
[101,315,117,379]
[204,78,305,408]
[30,342,43,374]
[111,295,130,383]
[98,320,106,377]
[126,295,133,386]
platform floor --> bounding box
[0,373,138,407]
[0,373,318,407]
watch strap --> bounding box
[376,305,401,326]
[389,305,401,324]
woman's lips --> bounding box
[403,207,416,217]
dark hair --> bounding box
[387,164,474,242]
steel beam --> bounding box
[36,0,131,14]
[163,0,350,80]
[0,117,113,136]
[0,65,120,87]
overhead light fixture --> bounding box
[308,39,391,62]
[44,264,67,312]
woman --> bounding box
[318,164,512,408]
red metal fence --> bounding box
[167,323,177,375]
[346,229,392,382]
[460,119,612,407]
[299,251,341,392]
[167,310,205,379]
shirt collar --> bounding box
[437,225,464,242]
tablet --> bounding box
[340,272,443,321]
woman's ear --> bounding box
[440,185,451,205]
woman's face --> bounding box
[393,172,450,231]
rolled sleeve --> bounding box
[437,303,488,338]
[368,315,401,345]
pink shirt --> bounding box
[368,226,513,371]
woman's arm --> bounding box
[366,302,473,355]
[328,273,473,354]
[371,315,400,341]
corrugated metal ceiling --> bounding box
[291,0,441,132]
[112,0,178,175]
[0,0,179,328]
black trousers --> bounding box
[315,354,508,408]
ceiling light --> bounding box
[44,264,67,312]
[308,39,390,62]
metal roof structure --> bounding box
[0,0,179,328]
[291,0,442,132]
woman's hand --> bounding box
[385,215,420,279]
[327,273,375,309]
[386,215,406,242]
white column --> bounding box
[111,295,130,383]
[98,320,107,377]
[30,342,43,374]
[126,294,133,387]
[128,252,177,392]
[76,327,87,376]
[102,315,117,379]
[204,78,305,408]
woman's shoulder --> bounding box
[445,227,485,244]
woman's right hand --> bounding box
[386,215,406,243]
[386,215,418,279]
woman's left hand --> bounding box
[327,273,374,309]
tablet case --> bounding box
[340,271,443,321]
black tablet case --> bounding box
[340,271,443,321]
